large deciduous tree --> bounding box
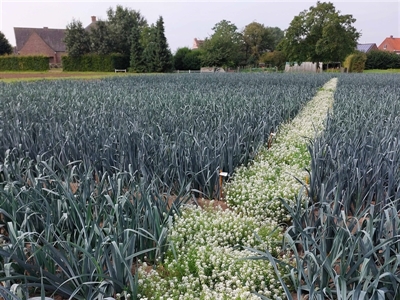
[64,20,91,57]
[89,20,112,55]
[0,31,12,55]
[242,22,284,65]
[106,5,147,56]
[201,20,244,68]
[279,1,360,65]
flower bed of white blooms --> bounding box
[137,78,338,300]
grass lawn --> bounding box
[364,68,400,73]
[0,69,132,82]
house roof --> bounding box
[378,36,400,51]
[356,43,377,53]
[192,38,204,49]
[85,16,98,31]
[14,27,66,52]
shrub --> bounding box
[343,52,367,73]
[365,50,400,70]
[62,54,129,72]
[0,55,49,71]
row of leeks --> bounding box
[0,73,332,298]
[259,74,400,299]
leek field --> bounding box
[1,73,400,299]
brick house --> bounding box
[378,35,400,54]
[14,27,67,64]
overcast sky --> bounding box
[0,0,399,53]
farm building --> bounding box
[356,43,378,53]
[378,35,400,54]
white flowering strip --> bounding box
[138,78,337,299]
[226,78,337,222]
[138,206,288,299]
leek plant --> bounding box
[256,74,400,299]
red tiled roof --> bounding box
[378,36,400,51]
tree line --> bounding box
[0,2,396,72]
[64,6,173,72]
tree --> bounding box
[201,20,244,68]
[278,1,360,66]
[174,47,202,70]
[265,27,284,51]
[154,16,173,72]
[106,5,147,56]
[142,25,158,72]
[174,47,191,70]
[64,20,90,57]
[242,22,283,65]
[89,20,113,55]
[0,31,12,55]
[129,18,146,72]
[260,50,287,70]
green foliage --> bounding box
[174,47,202,70]
[89,19,113,55]
[279,1,360,65]
[201,20,244,68]
[129,18,146,72]
[242,22,284,65]
[106,5,147,56]
[142,25,158,72]
[62,53,129,71]
[343,52,366,72]
[0,31,12,55]
[154,16,173,72]
[174,47,191,70]
[260,50,287,70]
[365,50,400,70]
[0,55,49,71]
[0,154,187,298]
[64,19,91,57]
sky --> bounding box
[0,0,399,53]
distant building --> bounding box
[13,16,97,64]
[192,38,204,49]
[378,35,400,54]
[14,27,66,64]
[85,16,98,31]
[356,43,378,53]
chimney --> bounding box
[91,16,97,23]
[390,35,393,38]
[43,27,48,29]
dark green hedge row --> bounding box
[0,56,49,71]
[62,54,130,72]
[365,50,400,70]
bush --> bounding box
[62,54,129,72]
[0,55,49,71]
[260,51,287,70]
[365,50,400,70]
[343,52,367,73]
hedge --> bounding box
[62,54,130,72]
[365,50,400,70]
[0,56,49,71]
